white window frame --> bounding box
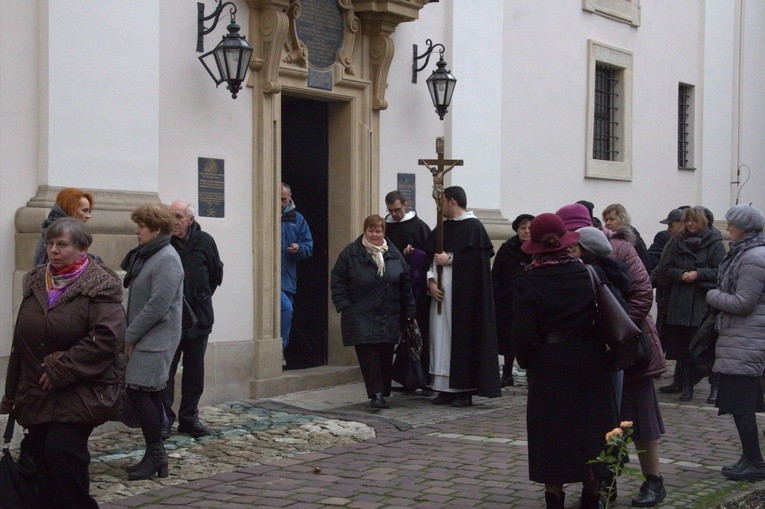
[678,83,696,171]
[585,40,633,181]
[582,0,641,27]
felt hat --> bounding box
[512,214,535,233]
[576,227,612,258]
[725,204,765,232]
[522,213,580,254]
[556,203,593,231]
[659,208,683,224]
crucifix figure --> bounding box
[418,137,463,313]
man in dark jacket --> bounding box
[163,200,223,438]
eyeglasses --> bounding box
[45,241,72,250]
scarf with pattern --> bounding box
[717,231,765,293]
[46,253,90,308]
[362,237,388,277]
[527,248,580,271]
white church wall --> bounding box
[157,0,254,347]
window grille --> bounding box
[593,64,619,161]
[678,84,690,168]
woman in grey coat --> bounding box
[120,204,184,480]
[707,204,765,481]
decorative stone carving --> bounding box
[337,0,359,76]
[369,35,393,110]
[283,0,308,66]
[254,4,290,94]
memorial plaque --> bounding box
[198,157,224,218]
[296,0,344,71]
[397,173,416,211]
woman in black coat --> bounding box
[331,214,416,410]
[659,206,726,402]
[492,213,534,387]
[512,214,617,509]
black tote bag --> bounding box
[0,415,39,509]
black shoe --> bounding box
[431,392,456,405]
[679,382,693,401]
[500,375,514,388]
[659,382,682,394]
[451,394,473,407]
[722,455,747,475]
[631,474,666,507]
[370,393,390,409]
[723,459,765,481]
[124,448,149,473]
[177,421,211,438]
[580,488,605,509]
[161,422,171,440]
[707,386,718,404]
[544,491,565,509]
[419,387,435,396]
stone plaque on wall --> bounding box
[296,0,344,90]
[397,173,416,212]
[198,157,224,218]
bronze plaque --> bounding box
[296,0,344,70]
[198,157,224,218]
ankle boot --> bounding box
[544,491,565,509]
[679,380,693,401]
[580,488,604,509]
[631,474,666,507]
[128,442,168,480]
[370,393,389,409]
[124,447,149,473]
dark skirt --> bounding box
[716,374,765,416]
[662,324,695,361]
[621,377,665,443]
[526,343,618,484]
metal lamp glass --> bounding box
[425,56,457,120]
[199,15,253,99]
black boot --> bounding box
[124,447,149,473]
[723,459,765,481]
[580,488,604,509]
[679,379,693,401]
[707,386,718,404]
[631,474,666,507]
[544,491,564,509]
[128,442,168,480]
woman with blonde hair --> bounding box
[120,204,184,480]
[34,187,95,266]
[602,203,651,270]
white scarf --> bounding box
[362,237,388,277]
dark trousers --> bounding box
[26,422,98,509]
[164,333,209,427]
[355,343,395,398]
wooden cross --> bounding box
[418,137,463,313]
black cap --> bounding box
[512,214,535,232]
[659,209,683,224]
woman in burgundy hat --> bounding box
[511,213,617,509]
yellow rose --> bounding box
[605,427,624,442]
[620,421,633,428]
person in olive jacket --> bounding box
[331,214,416,410]
[2,217,126,509]
[658,206,726,402]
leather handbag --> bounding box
[1,415,39,509]
[392,321,427,391]
[586,265,643,372]
[688,307,719,383]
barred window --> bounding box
[678,83,693,169]
[593,64,619,161]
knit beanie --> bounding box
[576,227,613,258]
[725,204,765,232]
[556,203,593,231]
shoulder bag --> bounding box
[1,415,39,509]
[586,265,643,372]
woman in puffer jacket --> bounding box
[707,204,765,481]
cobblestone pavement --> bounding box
[10,369,765,508]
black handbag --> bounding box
[392,322,427,391]
[586,265,643,372]
[0,415,38,509]
[688,307,719,383]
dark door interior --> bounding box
[281,96,329,369]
